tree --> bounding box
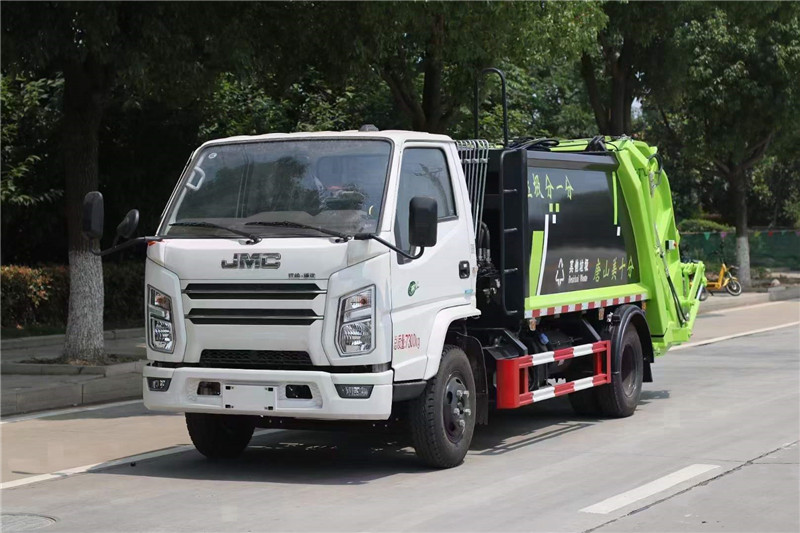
[579,2,686,136]
[0,75,65,264]
[663,2,800,287]
[256,2,606,135]
[1,2,239,361]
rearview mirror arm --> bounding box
[353,234,425,260]
[88,236,162,257]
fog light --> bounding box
[285,384,312,399]
[335,384,374,398]
[197,381,220,396]
[147,377,171,391]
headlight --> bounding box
[336,286,375,356]
[147,286,174,353]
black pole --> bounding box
[474,67,508,147]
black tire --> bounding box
[725,279,742,296]
[698,286,709,301]
[568,387,602,416]
[409,345,476,468]
[185,413,256,459]
[596,327,644,418]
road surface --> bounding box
[2,300,798,532]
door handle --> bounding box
[459,261,470,279]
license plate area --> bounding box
[222,384,277,411]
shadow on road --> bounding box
[98,391,671,486]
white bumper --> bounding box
[143,365,393,420]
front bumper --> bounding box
[143,365,393,420]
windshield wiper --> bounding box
[245,221,424,259]
[245,221,351,241]
[170,221,262,244]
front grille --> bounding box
[199,349,313,369]
[184,283,324,300]
[186,308,322,326]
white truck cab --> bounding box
[141,130,480,454]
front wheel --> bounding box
[725,279,742,296]
[409,345,476,468]
[698,286,709,301]
[185,413,256,459]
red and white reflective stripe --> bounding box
[495,340,611,409]
[525,293,648,319]
[531,375,608,403]
[531,342,598,366]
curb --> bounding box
[0,327,144,351]
[768,286,800,301]
[697,292,771,315]
[1,360,147,376]
[1,371,144,417]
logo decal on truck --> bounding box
[407,281,419,297]
[221,252,281,269]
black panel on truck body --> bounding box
[476,147,638,326]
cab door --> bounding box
[390,143,476,381]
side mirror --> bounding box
[116,209,140,240]
[409,196,437,248]
[82,191,104,241]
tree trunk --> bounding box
[421,13,445,133]
[580,54,609,134]
[609,70,626,136]
[729,167,752,289]
[62,60,108,363]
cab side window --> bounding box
[395,148,456,253]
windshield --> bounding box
[161,139,392,237]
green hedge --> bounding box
[1,262,145,328]
[677,218,734,233]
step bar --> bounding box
[495,341,611,409]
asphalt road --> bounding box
[2,300,798,533]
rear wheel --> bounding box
[725,279,742,296]
[597,327,643,418]
[185,413,256,459]
[409,345,476,468]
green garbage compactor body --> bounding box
[479,137,705,356]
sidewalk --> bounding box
[696,291,769,314]
[1,328,146,416]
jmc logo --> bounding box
[220,252,281,269]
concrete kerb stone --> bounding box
[1,361,147,415]
[81,373,143,405]
[1,360,144,376]
[768,286,800,301]
[0,327,144,351]
[11,383,84,414]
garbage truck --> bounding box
[83,76,704,469]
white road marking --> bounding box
[0,429,278,490]
[673,322,799,351]
[0,400,144,425]
[702,300,796,315]
[579,464,720,514]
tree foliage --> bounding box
[651,2,800,285]
[1,0,799,323]
[268,2,606,133]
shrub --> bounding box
[1,262,144,329]
[677,218,735,233]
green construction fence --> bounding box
[681,229,800,271]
